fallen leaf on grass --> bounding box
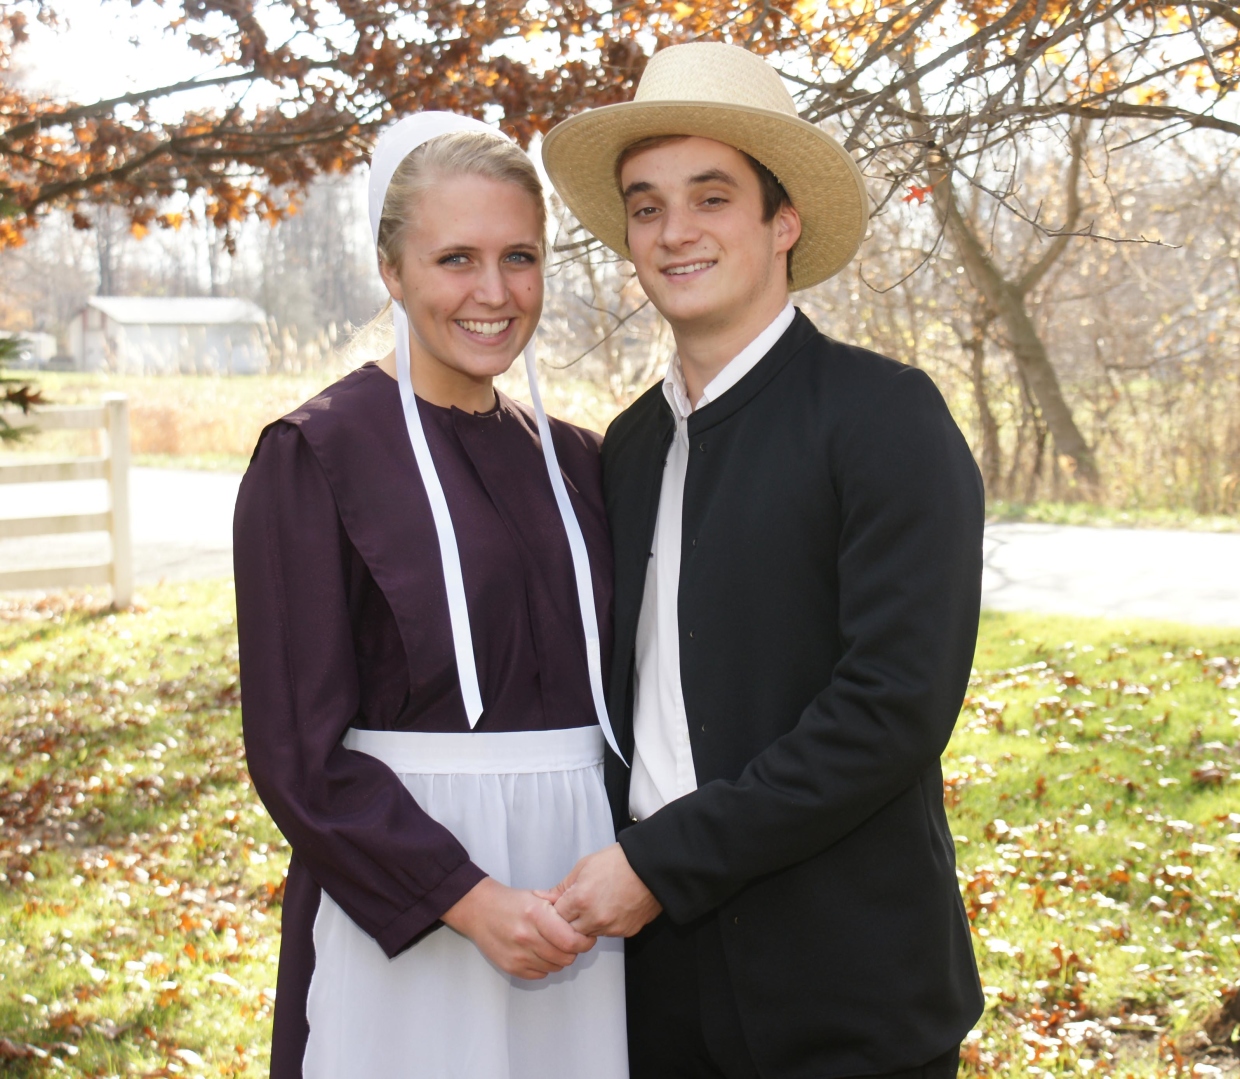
[89,1017,132,1041]
[0,1038,35,1059]
[1204,656,1239,690]
[1191,764,1231,787]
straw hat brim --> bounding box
[542,100,870,292]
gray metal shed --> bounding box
[67,297,269,374]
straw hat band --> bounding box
[542,42,870,291]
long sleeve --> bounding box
[233,423,485,957]
[618,364,984,923]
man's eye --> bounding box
[702,196,727,207]
[632,206,658,218]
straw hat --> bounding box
[542,42,869,291]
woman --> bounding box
[233,113,627,1079]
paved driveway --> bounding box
[983,522,1240,627]
[2,468,241,587]
[2,469,1239,627]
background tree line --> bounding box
[0,0,1237,511]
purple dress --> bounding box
[232,363,613,1078]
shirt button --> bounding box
[688,630,695,639]
[699,441,707,452]
[701,724,707,733]
[691,538,697,547]
[733,915,742,926]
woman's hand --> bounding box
[441,877,596,980]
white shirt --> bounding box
[628,302,797,821]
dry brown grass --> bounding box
[1,372,335,467]
[0,367,628,472]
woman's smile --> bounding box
[455,317,516,340]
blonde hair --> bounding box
[345,130,547,363]
[378,130,547,269]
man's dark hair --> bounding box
[615,135,796,283]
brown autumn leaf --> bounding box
[1191,764,1230,787]
[0,1038,35,1059]
[0,0,1237,246]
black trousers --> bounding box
[626,914,961,1079]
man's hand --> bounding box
[442,877,596,980]
[540,843,663,937]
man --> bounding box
[541,41,985,1079]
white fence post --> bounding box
[103,394,133,609]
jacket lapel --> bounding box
[604,393,674,753]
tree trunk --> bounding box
[961,313,1002,495]
[904,73,1100,495]
[1014,363,1049,503]
[939,199,1100,492]
[95,207,123,296]
[207,226,222,297]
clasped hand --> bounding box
[443,844,662,980]
[441,877,595,981]
[537,842,662,939]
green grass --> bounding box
[1,585,1238,1076]
[0,582,282,1077]
[954,613,1240,1074]
[987,501,1240,533]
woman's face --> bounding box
[380,173,544,396]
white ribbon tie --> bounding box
[370,112,625,764]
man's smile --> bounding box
[662,260,717,278]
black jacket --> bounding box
[602,311,986,1078]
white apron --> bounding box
[304,725,628,1079]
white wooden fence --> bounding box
[0,394,133,607]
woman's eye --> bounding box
[505,251,537,265]
[439,253,468,266]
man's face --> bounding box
[619,136,800,332]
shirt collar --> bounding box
[663,301,796,423]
